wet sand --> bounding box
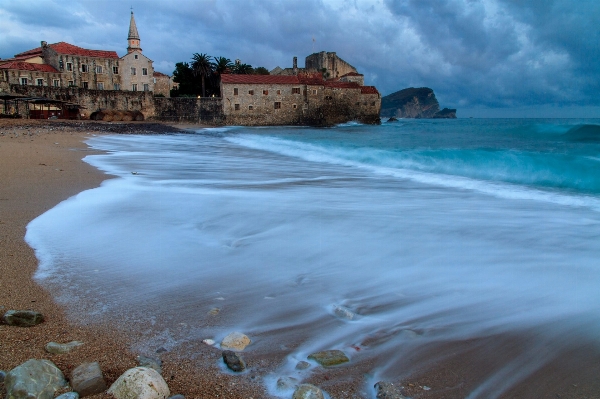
[1,119,599,399]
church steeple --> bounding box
[127,10,141,53]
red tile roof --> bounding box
[153,71,169,77]
[0,61,59,73]
[221,74,300,84]
[360,86,379,95]
[15,42,119,60]
[324,81,362,89]
[50,42,119,59]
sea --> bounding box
[26,118,600,398]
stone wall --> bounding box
[7,84,155,118]
[305,52,358,79]
[153,97,223,124]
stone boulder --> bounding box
[220,332,251,351]
[374,381,408,399]
[307,350,349,367]
[3,310,44,327]
[70,362,107,397]
[222,350,246,372]
[5,359,67,399]
[108,367,170,399]
[56,393,79,399]
[45,341,84,354]
[292,384,325,399]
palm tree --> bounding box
[211,56,233,76]
[232,63,254,74]
[191,53,213,97]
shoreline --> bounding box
[2,119,600,399]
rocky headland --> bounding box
[381,87,457,119]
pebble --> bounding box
[56,393,79,399]
[295,361,311,370]
[70,362,107,397]
[208,307,220,315]
[307,350,350,367]
[222,350,246,372]
[168,395,185,399]
[221,332,251,351]
[45,341,84,354]
[292,383,325,399]
[333,305,357,320]
[3,310,45,327]
[374,381,408,399]
[276,376,298,390]
[202,339,215,346]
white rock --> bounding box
[108,367,170,399]
[202,339,215,346]
[221,332,251,351]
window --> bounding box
[248,90,254,95]
[371,102,376,106]
[97,82,104,90]
[274,102,281,109]
[37,78,44,86]
[143,83,149,91]
[68,80,74,87]
[277,90,281,95]
[292,87,300,94]
[59,60,64,70]
[263,90,268,95]
[113,66,119,74]
[82,81,89,89]
[114,83,121,90]
[134,54,139,59]
[248,105,253,110]
[96,66,103,73]
[153,78,156,83]
[131,67,137,75]
[66,62,73,71]
[132,84,138,91]
[53,79,60,87]
[20,77,28,85]
[312,89,317,95]
[293,104,297,109]
[142,68,148,76]
[81,64,88,73]
[234,104,240,111]
[233,88,238,95]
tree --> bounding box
[253,66,270,75]
[232,63,254,74]
[172,62,199,96]
[191,53,213,97]
[212,56,233,76]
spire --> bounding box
[127,10,141,53]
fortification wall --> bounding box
[153,97,223,124]
[7,84,154,118]
[305,52,358,79]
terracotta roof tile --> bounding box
[340,72,363,77]
[14,47,43,58]
[153,71,169,77]
[360,86,379,95]
[49,42,119,59]
[0,61,59,73]
[221,74,300,84]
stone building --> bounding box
[221,73,380,126]
[0,11,169,95]
[153,72,171,96]
[305,51,358,79]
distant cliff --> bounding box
[381,87,456,119]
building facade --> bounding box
[0,11,169,95]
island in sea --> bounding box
[381,87,457,119]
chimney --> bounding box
[293,56,298,75]
[41,41,48,48]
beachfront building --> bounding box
[0,11,166,95]
[221,73,381,126]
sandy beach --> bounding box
[1,119,600,399]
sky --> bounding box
[1,0,599,117]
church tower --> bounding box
[127,11,141,53]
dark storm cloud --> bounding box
[1,0,599,115]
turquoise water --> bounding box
[26,119,600,398]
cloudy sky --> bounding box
[1,0,598,117]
